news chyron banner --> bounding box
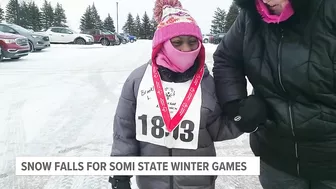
[16,157,260,176]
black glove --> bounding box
[223,95,267,133]
[109,176,131,189]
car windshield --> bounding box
[102,30,112,35]
[9,24,31,33]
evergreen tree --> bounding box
[6,0,19,24]
[28,1,42,31]
[80,6,94,31]
[91,3,103,29]
[103,13,115,32]
[0,5,4,22]
[224,2,239,32]
[149,16,157,39]
[53,2,67,27]
[41,0,54,30]
[19,1,30,28]
[122,13,135,34]
[141,11,151,39]
[134,14,142,37]
[210,8,226,34]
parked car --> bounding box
[120,33,137,43]
[116,33,129,44]
[0,31,30,61]
[38,27,94,45]
[107,31,121,45]
[202,34,213,43]
[109,32,121,45]
[82,29,118,46]
[210,33,226,44]
[0,23,50,52]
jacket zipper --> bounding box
[277,28,300,176]
[169,149,173,189]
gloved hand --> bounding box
[223,95,267,133]
[109,176,131,189]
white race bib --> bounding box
[135,65,202,150]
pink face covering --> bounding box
[255,0,294,23]
[156,40,201,73]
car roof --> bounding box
[50,27,68,29]
[0,23,18,28]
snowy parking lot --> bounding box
[0,41,262,189]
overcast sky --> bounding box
[0,0,233,33]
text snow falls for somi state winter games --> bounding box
[16,157,260,176]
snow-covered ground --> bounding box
[0,41,262,189]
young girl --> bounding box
[109,0,265,188]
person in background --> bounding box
[213,0,336,188]
[107,0,265,188]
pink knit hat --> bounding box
[152,0,203,49]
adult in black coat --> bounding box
[213,0,336,188]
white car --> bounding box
[38,27,94,45]
[202,34,212,43]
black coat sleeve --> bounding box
[213,11,248,108]
[325,0,336,29]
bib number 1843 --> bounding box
[138,114,195,142]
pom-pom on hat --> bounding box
[152,0,203,49]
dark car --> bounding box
[0,32,30,61]
[116,33,129,44]
[210,33,226,44]
[0,23,50,52]
[120,33,137,43]
[82,29,118,46]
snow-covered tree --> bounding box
[80,6,94,31]
[134,14,142,37]
[103,13,115,32]
[53,2,67,27]
[0,5,4,22]
[210,8,226,34]
[28,2,42,31]
[140,11,150,39]
[91,3,103,29]
[6,0,19,24]
[40,0,54,30]
[224,2,239,32]
[149,16,158,39]
[122,13,135,34]
[18,1,29,28]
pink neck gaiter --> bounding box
[155,40,201,73]
[255,0,294,23]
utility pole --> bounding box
[116,1,119,33]
[16,0,19,25]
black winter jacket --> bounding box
[213,0,336,180]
